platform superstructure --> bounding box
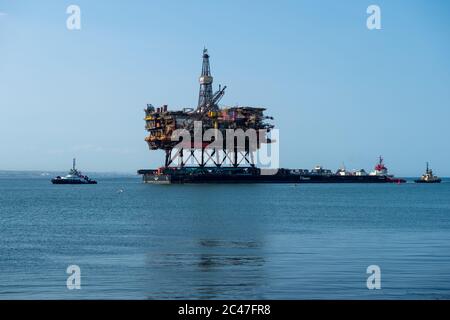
[143,49,273,169]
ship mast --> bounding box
[73,158,76,171]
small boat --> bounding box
[51,158,97,184]
[415,162,441,184]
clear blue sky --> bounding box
[1,0,449,175]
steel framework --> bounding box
[144,49,274,169]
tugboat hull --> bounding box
[51,179,97,185]
[414,179,441,184]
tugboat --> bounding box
[415,162,441,183]
[51,159,97,184]
[369,156,406,183]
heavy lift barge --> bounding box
[138,50,405,184]
[138,159,405,184]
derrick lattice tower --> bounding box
[197,48,214,110]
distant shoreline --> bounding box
[0,170,139,177]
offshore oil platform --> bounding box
[138,49,405,184]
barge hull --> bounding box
[138,168,406,184]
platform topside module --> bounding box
[143,48,274,169]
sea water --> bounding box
[0,172,449,299]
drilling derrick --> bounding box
[143,49,274,169]
[198,49,214,110]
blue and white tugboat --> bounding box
[51,159,97,184]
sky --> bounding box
[0,0,449,175]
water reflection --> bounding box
[144,239,266,299]
[199,239,260,249]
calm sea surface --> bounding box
[1,172,450,299]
